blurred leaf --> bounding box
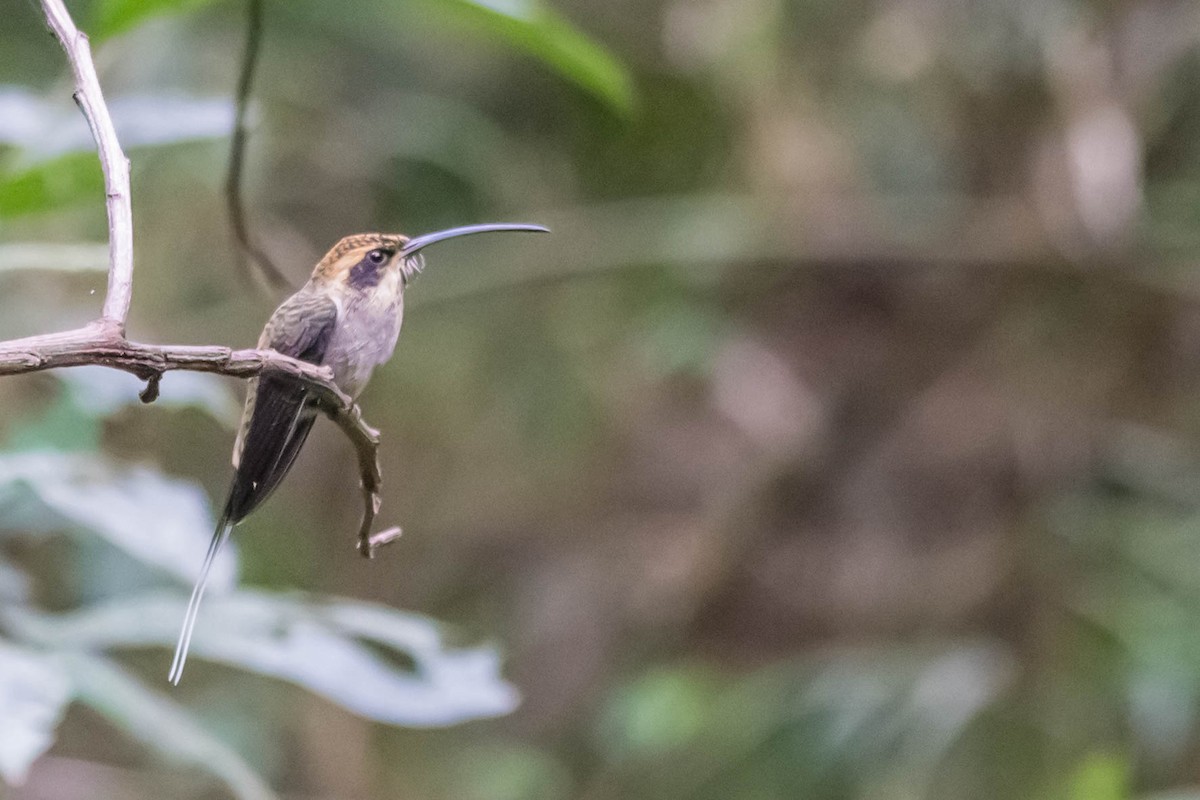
[89,0,632,111]
[639,300,726,378]
[896,644,1014,764]
[4,388,102,452]
[1128,668,1197,768]
[599,667,719,760]
[0,556,30,604]
[57,366,241,428]
[8,591,519,727]
[619,645,1016,799]
[572,75,730,198]
[0,87,234,163]
[0,641,71,785]
[1069,752,1130,800]
[90,0,220,40]
[0,451,236,592]
[0,151,102,218]
[109,93,235,151]
[448,743,573,800]
[63,652,275,800]
[0,243,108,273]
[422,0,634,114]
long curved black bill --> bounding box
[401,223,549,256]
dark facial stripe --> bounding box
[348,251,386,290]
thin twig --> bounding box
[326,406,403,558]
[15,0,398,557]
[40,0,133,327]
[226,0,290,291]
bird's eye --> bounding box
[367,249,388,265]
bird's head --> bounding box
[312,223,548,292]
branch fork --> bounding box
[6,0,401,558]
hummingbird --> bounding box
[169,222,547,684]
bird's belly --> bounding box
[327,302,402,398]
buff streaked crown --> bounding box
[311,233,409,282]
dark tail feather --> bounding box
[169,515,234,685]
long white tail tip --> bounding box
[169,521,232,685]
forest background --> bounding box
[4,0,1200,798]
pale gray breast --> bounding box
[327,293,404,398]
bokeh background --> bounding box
[4,0,1200,797]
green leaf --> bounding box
[86,0,634,112]
[0,451,235,592]
[63,652,276,800]
[422,0,635,114]
[0,641,71,785]
[90,0,221,41]
[0,152,103,219]
[7,591,519,727]
[1069,752,1130,800]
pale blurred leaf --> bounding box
[0,88,233,163]
[0,243,108,273]
[794,644,1012,766]
[898,644,1013,762]
[0,642,70,785]
[111,93,234,151]
[0,451,235,591]
[9,591,519,727]
[0,556,30,604]
[63,652,275,800]
[57,366,241,427]
[4,388,102,452]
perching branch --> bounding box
[11,0,398,557]
[0,325,398,557]
[326,407,403,558]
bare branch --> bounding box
[40,0,133,328]
[326,406,403,558]
[0,326,391,555]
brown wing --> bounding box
[222,290,338,525]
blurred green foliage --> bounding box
[5,0,1200,798]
